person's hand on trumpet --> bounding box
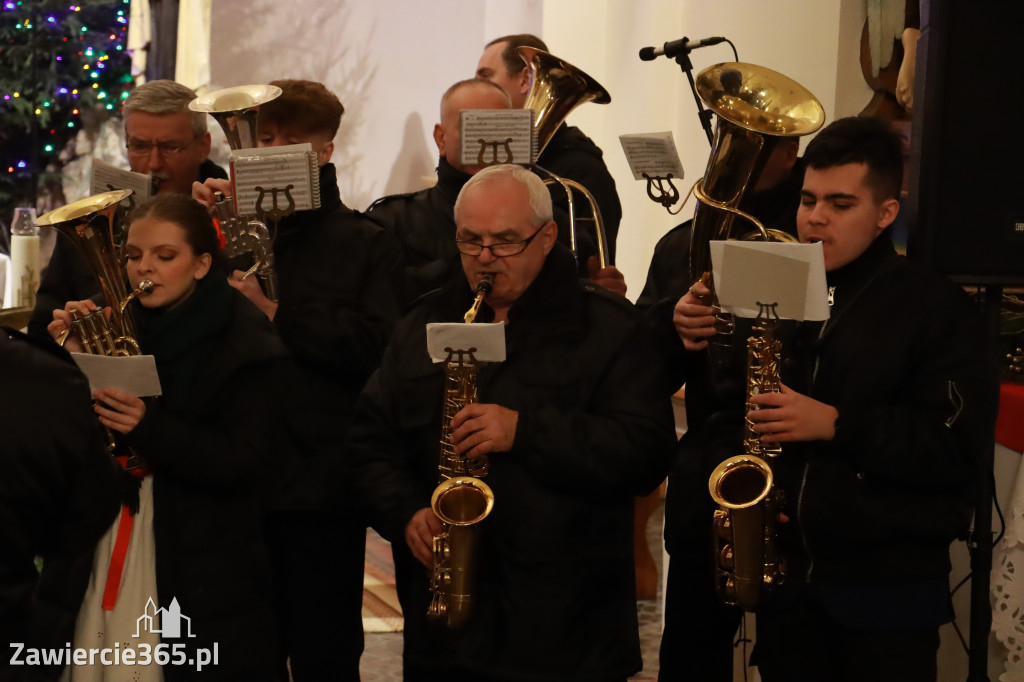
[47,299,110,353]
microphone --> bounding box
[639,36,726,61]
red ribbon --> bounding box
[101,455,150,611]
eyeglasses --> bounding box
[455,228,543,258]
[125,138,197,158]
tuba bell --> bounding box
[189,84,282,301]
[518,46,613,268]
[688,62,825,296]
[35,190,153,356]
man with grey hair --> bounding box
[28,80,227,337]
[348,163,675,681]
[122,79,225,196]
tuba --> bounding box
[708,302,785,610]
[189,84,282,301]
[687,63,824,346]
[35,190,153,356]
[519,46,612,268]
[427,274,496,629]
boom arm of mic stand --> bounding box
[673,46,714,147]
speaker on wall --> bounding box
[906,0,1024,285]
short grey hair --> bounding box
[122,80,207,138]
[455,164,553,227]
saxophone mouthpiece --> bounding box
[477,274,495,295]
[138,279,155,295]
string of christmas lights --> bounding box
[0,0,132,213]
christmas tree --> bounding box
[0,0,132,224]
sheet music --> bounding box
[90,158,152,202]
[618,132,685,181]
[459,110,535,166]
[71,353,163,397]
[426,322,506,363]
[230,143,319,215]
[711,241,829,321]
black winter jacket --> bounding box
[0,330,121,682]
[270,162,404,511]
[346,245,676,680]
[124,283,290,681]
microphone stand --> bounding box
[673,39,715,147]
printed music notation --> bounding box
[459,109,536,167]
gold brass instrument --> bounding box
[189,84,282,301]
[428,274,496,629]
[518,46,612,268]
[709,303,784,610]
[688,63,824,342]
[35,190,153,356]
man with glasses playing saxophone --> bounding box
[29,80,227,338]
[348,164,675,682]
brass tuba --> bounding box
[518,46,612,268]
[427,274,496,629]
[189,84,282,301]
[709,303,784,610]
[35,190,153,356]
[687,63,824,344]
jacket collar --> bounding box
[276,163,344,239]
[435,157,473,205]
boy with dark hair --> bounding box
[195,78,404,682]
[672,116,997,681]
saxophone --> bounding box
[427,274,496,629]
[708,302,785,610]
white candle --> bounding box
[7,233,40,308]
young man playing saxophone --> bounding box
[673,116,997,681]
[348,164,674,681]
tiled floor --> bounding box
[359,501,666,681]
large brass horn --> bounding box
[189,84,282,301]
[518,46,613,267]
[688,62,825,286]
[35,190,152,356]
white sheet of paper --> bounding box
[71,353,163,397]
[426,323,506,363]
[618,132,685,181]
[710,241,829,321]
[90,158,152,202]
[459,109,535,166]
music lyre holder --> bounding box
[255,184,296,224]
[643,172,681,209]
[674,40,715,147]
[476,138,515,166]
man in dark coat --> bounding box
[368,78,624,302]
[673,116,997,681]
[194,78,404,681]
[636,136,803,681]
[29,79,228,339]
[0,328,121,682]
[475,33,623,263]
[348,164,675,681]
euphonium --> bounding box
[35,190,153,356]
[708,303,785,610]
[189,84,282,301]
[687,63,824,345]
[518,46,612,267]
[427,274,496,629]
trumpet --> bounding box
[190,84,282,301]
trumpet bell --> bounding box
[695,62,825,137]
[189,84,283,150]
[518,46,611,158]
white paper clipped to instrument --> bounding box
[426,323,506,363]
[711,241,830,321]
[71,353,163,397]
